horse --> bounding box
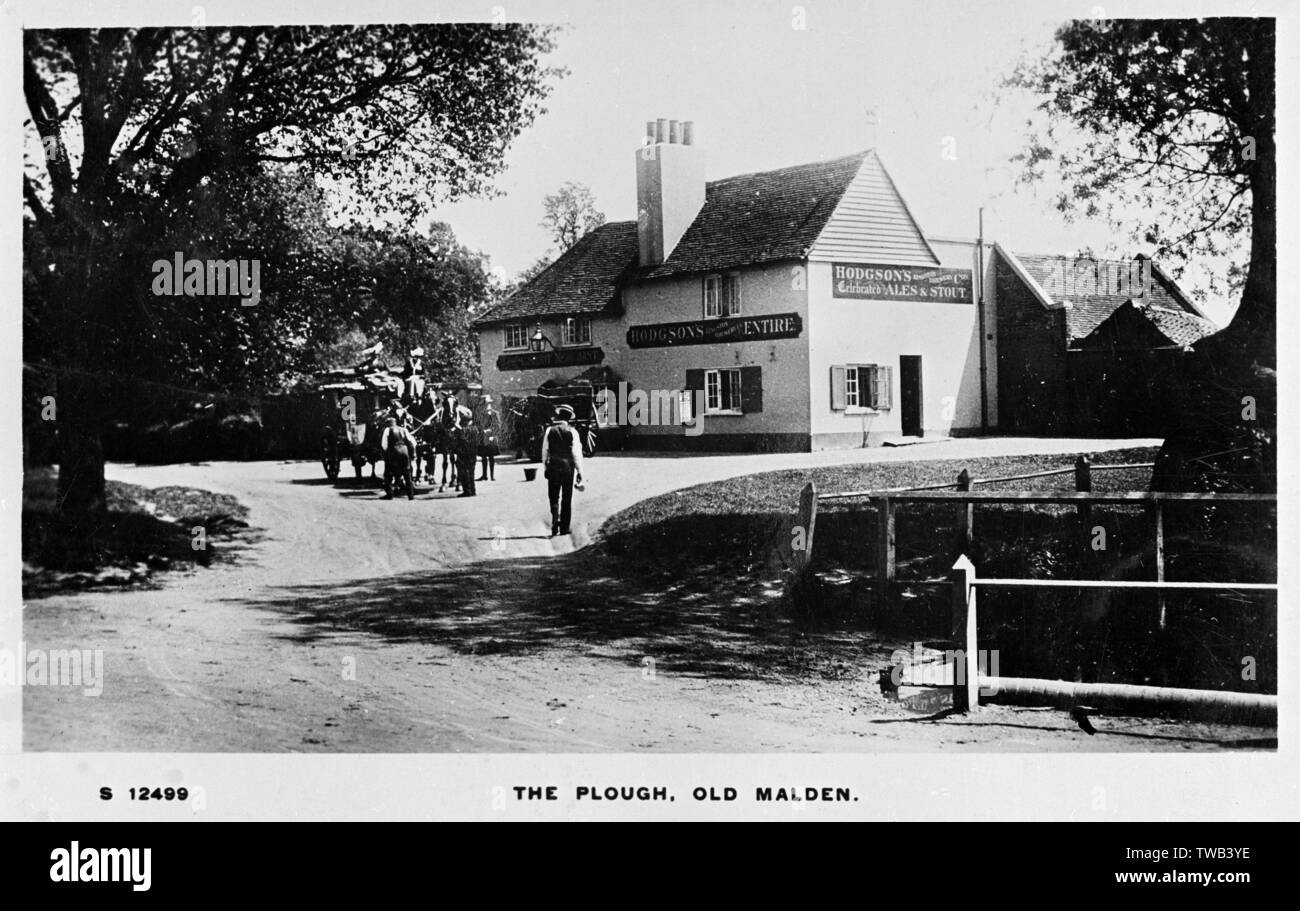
[405,391,439,485]
[431,395,463,491]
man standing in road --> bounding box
[380,416,417,500]
[541,404,585,536]
[478,395,501,482]
[455,414,482,498]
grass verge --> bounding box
[596,446,1276,693]
[22,467,254,597]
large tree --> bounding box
[1008,18,1275,490]
[24,25,562,519]
[540,181,605,251]
[315,222,491,385]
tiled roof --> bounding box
[1011,252,1216,344]
[472,221,639,327]
[479,152,878,327]
[1135,305,1218,347]
[639,151,872,279]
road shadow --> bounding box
[233,516,893,682]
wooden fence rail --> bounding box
[821,445,1254,503]
[947,554,1278,724]
[789,458,1275,633]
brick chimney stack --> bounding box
[636,117,704,266]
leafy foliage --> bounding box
[1007,18,1275,493]
[23,25,563,515]
[1006,18,1273,308]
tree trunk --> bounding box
[1151,126,1275,493]
[49,236,116,525]
[55,371,109,522]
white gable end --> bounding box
[807,151,939,266]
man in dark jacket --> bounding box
[541,404,585,536]
[455,414,482,497]
[380,416,417,500]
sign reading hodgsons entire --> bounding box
[832,263,973,303]
[627,312,802,348]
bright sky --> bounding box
[421,0,1236,325]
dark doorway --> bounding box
[900,356,923,437]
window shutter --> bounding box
[677,390,693,424]
[740,366,763,414]
[876,365,893,410]
[830,365,846,410]
[685,369,705,393]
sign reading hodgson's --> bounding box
[627,312,802,349]
[832,263,973,304]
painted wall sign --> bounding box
[831,263,973,303]
[497,346,604,371]
[627,312,803,349]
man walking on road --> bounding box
[541,404,585,536]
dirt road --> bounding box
[22,439,1273,751]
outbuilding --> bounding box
[474,119,1216,451]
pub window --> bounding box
[504,324,528,350]
[703,275,721,318]
[563,317,592,346]
[705,367,743,415]
[831,364,892,411]
[721,273,741,316]
[687,366,762,417]
[703,274,741,319]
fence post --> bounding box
[1154,498,1166,630]
[955,469,973,555]
[874,496,895,616]
[1074,455,1092,516]
[782,481,819,607]
[951,554,979,713]
[793,481,818,573]
[1075,456,1093,577]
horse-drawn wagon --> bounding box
[312,358,484,489]
[510,382,610,462]
[316,380,386,480]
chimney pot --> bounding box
[683,121,695,145]
[669,120,681,144]
[645,121,656,143]
[656,118,668,143]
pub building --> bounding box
[473,118,1218,451]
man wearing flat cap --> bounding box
[540,404,585,536]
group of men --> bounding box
[376,392,585,537]
[376,390,501,501]
[347,341,585,536]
